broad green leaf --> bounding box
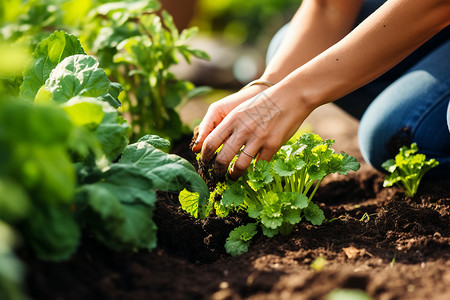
[136,135,171,152]
[76,165,158,252]
[21,31,86,100]
[247,202,263,218]
[247,160,273,190]
[45,54,112,104]
[273,159,295,177]
[63,98,105,128]
[336,153,361,175]
[34,86,52,104]
[119,137,208,205]
[222,182,245,207]
[261,211,283,229]
[22,203,80,261]
[225,223,258,256]
[282,208,302,225]
[94,103,129,162]
[179,189,201,219]
[261,225,278,237]
[304,202,325,225]
[280,192,308,209]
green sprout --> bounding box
[382,143,439,197]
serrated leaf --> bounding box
[261,225,278,237]
[283,208,302,225]
[304,202,325,225]
[179,189,201,219]
[225,223,258,256]
[222,182,245,206]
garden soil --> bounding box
[23,104,450,300]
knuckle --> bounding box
[214,155,229,167]
[264,138,281,152]
[233,159,249,172]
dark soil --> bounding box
[23,166,450,300]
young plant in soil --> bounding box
[1,31,208,263]
[179,133,360,256]
[382,142,439,197]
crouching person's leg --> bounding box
[358,40,450,176]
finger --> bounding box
[213,134,246,177]
[192,116,219,153]
[201,122,234,163]
[228,144,261,180]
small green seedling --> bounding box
[180,133,360,255]
[382,143,439,197]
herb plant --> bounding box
[382,143,439,197]
[179,133,360,255]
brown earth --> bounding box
[23,103,450,300]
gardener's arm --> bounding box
[201,0,450,179]
[192,0,362,153]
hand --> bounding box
[192,84,270,153]
[199,85,312,180]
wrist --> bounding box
[241,79,275,90]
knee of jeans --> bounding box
[358,115,390,172]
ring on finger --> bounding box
[241,149,255,159]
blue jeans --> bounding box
[266,1,450,176]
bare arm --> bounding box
[263,0,363,83]
[282,0,450,108]
[199,0,450,179]
[193,0,362,152]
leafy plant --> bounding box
[180,133,360,255]
[1,31,208,263]
[382,143,439,197]
[82,0,211,141]
[2,0,211,142]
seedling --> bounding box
[382,143,439,197]
[180,133,360,255]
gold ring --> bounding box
[241,149,255,159]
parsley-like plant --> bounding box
[382,143,439,197]
[179,133,360,255]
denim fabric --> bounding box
[265,1,450,175]
[358,40,450,175]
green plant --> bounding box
[82,0,210,141]
[2,0,211,143]
[382,143,439,197]
[0,31,208,262]
[179,133,360,255]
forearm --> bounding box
[282,0,450,110]
[262,0,363,83]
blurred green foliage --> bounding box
[192,0,301,45]
[1,0,210,142]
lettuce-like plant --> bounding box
[0,31,209,261]
[382,143,439,197]
[180,133,360,255]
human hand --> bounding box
[192,84,270,152]
[198,85,312,180]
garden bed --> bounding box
[24,166,450,300]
